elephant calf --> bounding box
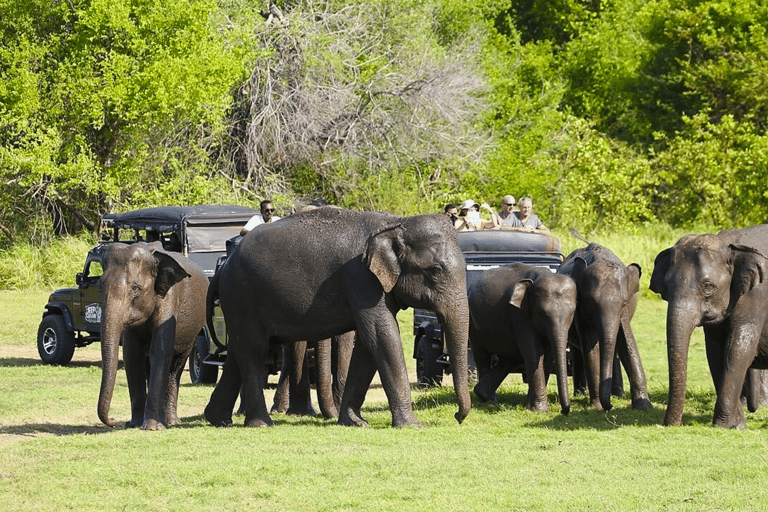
[558,243,652,412]
[98,242,208,430]
[469,263,575,415]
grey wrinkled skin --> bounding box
[204,208,470,428]
[559,243,652,412]
[651,225,768,428]
[98,242,208,430]
[469,263,575,415]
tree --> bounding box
[0,0,252,241]
[229,0,491,213]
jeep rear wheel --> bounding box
[37,315,76,365]
[189,334,218,384]
[416,336,443,387]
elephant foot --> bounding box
[286,403,318,416]
[338,408,369,427]
[244,414,274,428]
[125,418,142,429]
[270,402,288,414]
[142,419,166,431]
[525,399,550,413]
[631,397,653,410]
[204,403,233,427]
[612,386,625,398]
[574,386,587,396]
[713,408,747,429]
[391,411,422,428]
[473,383,497,403]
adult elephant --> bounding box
[469,263,576,415]
[558,243,652,411]
[270,332,355,419]
[98,242,208,430]
[650,225,768,428]
[204,208,470,428]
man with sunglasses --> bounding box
[490,194,522,229]
[240,200,282,235]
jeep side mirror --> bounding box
[76,273,84,286]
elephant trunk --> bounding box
[98,312,123,427]
[315,338,338,419]
[438,293,471,424]
[664,302,697,426]
[598,312,622,411]
[553,327,571,415]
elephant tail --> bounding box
[206,269,225,350]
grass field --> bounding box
[2,289,768,511]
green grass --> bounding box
[3,290,768,511]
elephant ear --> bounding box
[569,256,588,283]
[627,263,642,295]
[509,279,533,309]
[153,251,191,298]
[364,224,405,293]
[649,248,672,300]
[729,244,768,299]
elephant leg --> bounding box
[611,354,624,397]
[745,368,761,413]
[358,313,420,428]
[616,319,652,410]
[164,350,189,426]
[580,328,603,409]
[271,350,290,414]
[204,353,241,427]
[338,341,378,427]
[122,331,147,429]
[711,324,760,429]
[332,332,354,411]
[286,340,316,416]
[473,356,514,403]
[522,340,550,413]
[570,340,587,397]
[143,320,176,430]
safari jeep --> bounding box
[36,205,258,384]
[413,229,564,385]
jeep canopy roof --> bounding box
[102,205,259,276]
[102,205,258,232]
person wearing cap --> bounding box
[489,194,522,229]
[454,199,496,231]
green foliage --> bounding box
[0,235,96,290]
[652,113,768,227]
[0,0,254,239]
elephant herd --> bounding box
[94,207,768,431]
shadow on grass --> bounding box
[412,385,718,429]
[0,357,109,369]
[0,423,111,437]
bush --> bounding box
[0,236,96,290]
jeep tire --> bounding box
[37,315,76,365]
[416,335,443,387]
[189,334,218,384]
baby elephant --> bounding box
[469,263,576,414]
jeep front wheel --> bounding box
[37,315,76,365]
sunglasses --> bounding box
[504,202,515,207]
[263,208,275,213]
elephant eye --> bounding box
[130,283,142,294]
[426,265,443,279]
[700,281,716,297]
